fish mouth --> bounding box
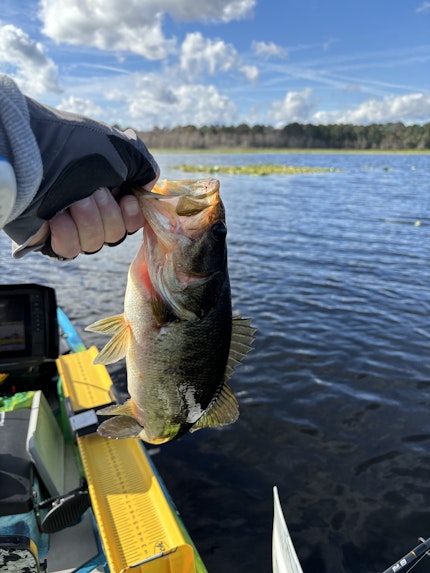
[137,178,224,243]
[148,178,220,201]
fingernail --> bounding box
[76,196,92,209]
[94,187,110,204]
[123,196,140,217]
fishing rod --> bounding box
[381,536,430,573]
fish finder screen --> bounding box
[0,295,28,354]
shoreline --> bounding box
[152,147,430,155]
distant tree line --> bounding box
[135,122,430,150]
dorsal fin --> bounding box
[224,314,256,382]
[191,314,255,433]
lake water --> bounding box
[1,151,430,573]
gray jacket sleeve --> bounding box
[0,75,43,227]
[0,74,158,259]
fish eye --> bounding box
[211,221,227,242]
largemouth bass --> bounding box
[86,178,255,445]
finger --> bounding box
[26,222,50,248]
[93,187,126,244]
[69,195,105,254]
[119,194,144,234]
[141,166,160,191]
[49,211,81,259]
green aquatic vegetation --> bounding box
[172,164,340,175]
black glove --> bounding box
[4,97,158,249]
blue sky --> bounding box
[1,0,429,129]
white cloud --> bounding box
[251,40,287,58]
[266,88,430,128]
[39,0,255,59]
[313,92,430,124]
[0,24,60,95]
[56,96,104,118]
[180,32,259,82]
[239,64,259,81]
[180,32,239,78]
[267,88,317,126]
[105,74,238,128]
[39,1,175,60]
[154,0,255,22]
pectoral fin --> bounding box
[85,314,130,365]
[86,314,126,335]
[97,415,143,440]
[190,383,239,432]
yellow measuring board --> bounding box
[78,434,195,573]
[57,349,197,573]
[57,345,116,412]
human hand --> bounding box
[4,97,159,259]
[49,190,146,258]
[29,183,157,259]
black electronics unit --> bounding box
[0,284,59,372]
